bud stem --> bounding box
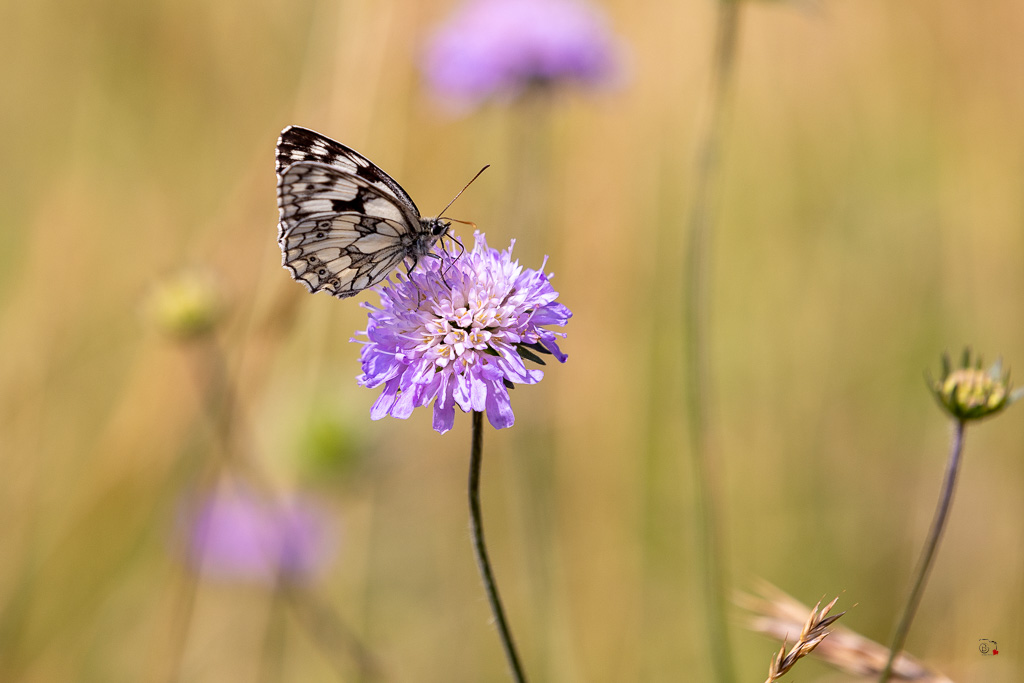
[879,419,966,682]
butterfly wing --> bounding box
[279,214,413,298]
[277,126,433,298]
[277,159,425,298]
[276,126,422,220]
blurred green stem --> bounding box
[469,411,527,683]
[284,584,384,682]
[258,580,288,683]
[508,88,554,250]
[683,3,742,683]
[879,420,966,683]
[162,338,236,683]
[164,339,378,683]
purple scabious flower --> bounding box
[423,0,625,108]
[184,487,335,584]
[355,233,570,434]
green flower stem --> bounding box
[879,419,966,683]
[469,411,527,683]
[166,340,376,683]
[258,579,288,683]
[162,339,236,683]
[283,583,385,681]
[682,3,742,683]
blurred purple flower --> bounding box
[355,233,571,434]
[423,0,625,108]
[185,487,335,584]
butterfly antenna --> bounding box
[437,165,489,220]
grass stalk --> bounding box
[682,3,742,683]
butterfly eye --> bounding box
[315,231,326,239]
[317,268,327,276]
[308,255,319,263]
[318,220,331,229]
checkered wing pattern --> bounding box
[276,126,446,298]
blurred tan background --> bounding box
[2,0,1024,681]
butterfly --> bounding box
[276,126,455,298]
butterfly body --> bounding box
[276,126,451,298]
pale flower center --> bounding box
[417,294,511,369]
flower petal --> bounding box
[470,369,489,412]
[484,381,515,429]
[432,387,457,434]
[370,378,401,420]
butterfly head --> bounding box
[410,217,452,260]
[430,218,452,238]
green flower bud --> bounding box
[931,349,1021,421]
[146,270,223,340]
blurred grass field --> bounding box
[3,0,1024,681]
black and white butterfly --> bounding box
[276,126,455,298]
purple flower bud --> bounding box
[184,487,336,584]
[423,0,626,109]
